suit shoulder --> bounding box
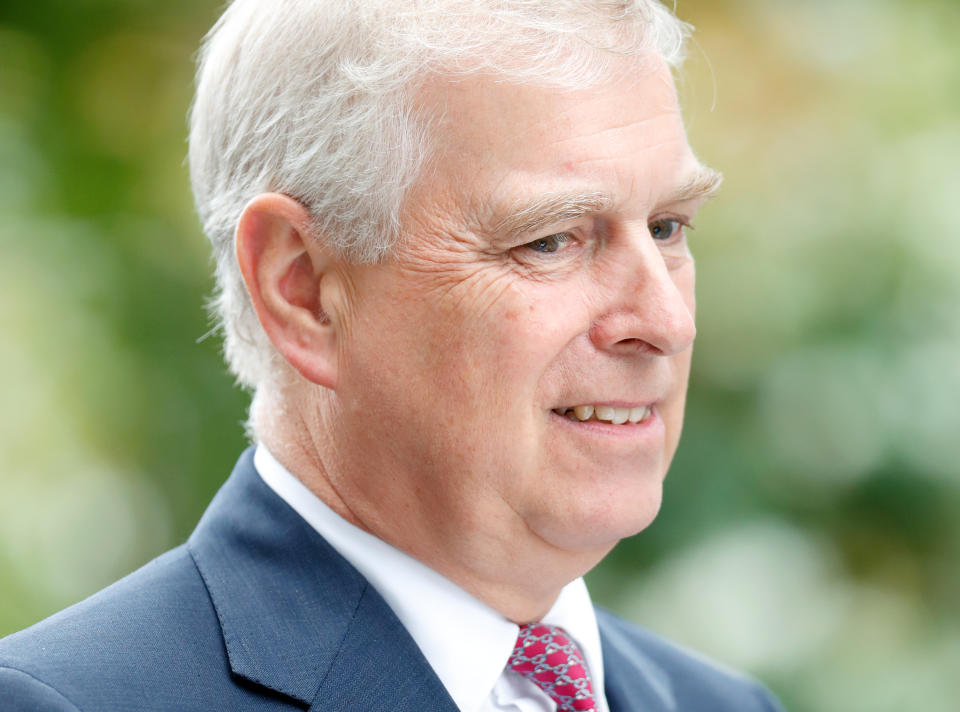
[0,545,229,709]
[0,545,211,657]
[596,607,785,711]
[0,666,82,711]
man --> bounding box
[0,1,785,710]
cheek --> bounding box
[377,274,534,412]
[662,349,693,451]
[516,277,600,336]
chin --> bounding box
[530,483,664,555]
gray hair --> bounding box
[189,0,692,390]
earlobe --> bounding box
[235,193,339,389]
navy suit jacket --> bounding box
[0,449,784,711]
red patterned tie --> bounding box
[508,623,598,712]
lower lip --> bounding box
[549,407,664,441]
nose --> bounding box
[588,246,697,357]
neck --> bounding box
[251,385,611,624]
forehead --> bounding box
[413,57,700,224]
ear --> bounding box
[235,193,338,389]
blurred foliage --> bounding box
[1,1,958,710]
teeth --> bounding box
[554,404,652,425]
[573,405,594,421]
[594,406,615,421]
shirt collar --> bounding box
[255,443,605,712]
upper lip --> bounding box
[552,399,659,409]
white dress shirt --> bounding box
[254,445,609,712]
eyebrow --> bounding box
[493,164,723,238]
[494,192,614,237]
[665,165,724,205]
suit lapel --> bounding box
[188,449,457,711]
[597,608,676,712]
[310,581,456,711]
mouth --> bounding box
[551,404,653,425]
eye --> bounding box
[648,218,684,241]
[523,232,572,254]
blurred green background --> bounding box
[1,1,957,710]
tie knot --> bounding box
[508,623,598,712]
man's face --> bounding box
[325,57,712,561]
